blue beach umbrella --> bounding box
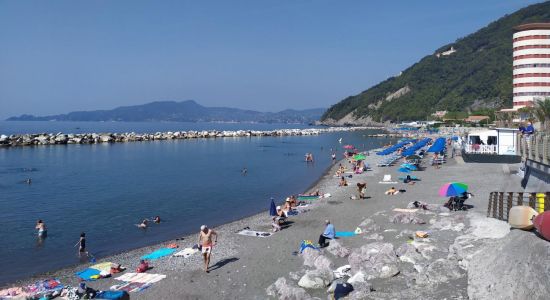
[269,198,277,216]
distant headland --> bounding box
[6,100,325,124]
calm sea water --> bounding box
[0,121,394,285]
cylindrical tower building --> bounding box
[513,23,550,109]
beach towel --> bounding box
[297,195,321,201]
[90,262,114,273]
[393,208,418,213]
[95,290,129,300]
[23,279,63,296]
[113,282,149,293]
[237,229,272,238]
[115,273,166,284]
[335,231,356,238]
[173,248,199,258]
[378,174,397,184]
[140,248,176,260]
[76,268,101,281]
[299,240,320,253]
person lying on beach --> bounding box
[136,259,150,273]
[385,187,398,195]
[287,196,297,207]
[198,225,218,273]
[357,182,367,199]
[35,219,47,238]
[339,176,348,187]
[403,175,415,185]
[138,219,148,228]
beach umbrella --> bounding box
[353,154,366,160]
[343,145,354,149]
[406,155,421,160]
[398,167,411,173]
[269,198,277,216]
[439,182,468,197]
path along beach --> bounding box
[2,139,549,300]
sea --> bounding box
[0,121,395,285]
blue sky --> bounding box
[0,0,544,119]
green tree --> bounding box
[534,98,550,132]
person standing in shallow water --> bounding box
[198,225,218,273]
[35,219,47,238]
[76,232,88,257]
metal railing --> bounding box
[464,144,498,154]
[518,132,550,165]
[487,191,550,221]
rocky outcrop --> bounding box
[348,242,400,279]
[468,230,550,300]
[266,277,313,300]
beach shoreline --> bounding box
[1,149,355,290]
[2,142,533,300]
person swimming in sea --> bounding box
[35,219,47,238]
[138,219,148,228]
[153,216,161,224]
[25,178,32,185]
[241,167,247,175]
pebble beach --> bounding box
[3,142,548,299]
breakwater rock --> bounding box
[0,127,372,148]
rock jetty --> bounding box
[0,126,372,148]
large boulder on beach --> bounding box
[389,213,425,224]
[266,277,312,300]
[298,269,333,289]
[325,240,351,258]
[396,243,424,265]
[467,230,550,300]
[348,242,399,279]
[301,248,321,267]
[313,255,333,271]
[415,258,463,286]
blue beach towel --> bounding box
[140,248,176,260]
[335,231,356,238]
[76,268,101,281]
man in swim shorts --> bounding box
[198,225,218,273]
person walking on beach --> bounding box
[198,225,218,273]
[319,220,335,248]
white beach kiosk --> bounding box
[462,128,521,163]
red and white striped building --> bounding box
[513,23,550,109]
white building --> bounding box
[513,23,550,109]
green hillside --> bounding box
[321,1,550,124]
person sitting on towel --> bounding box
[319,220,335,248]
[339,176,348,187]
[275,206,287,224]
[385,187,398,195]
[357,182,367,199]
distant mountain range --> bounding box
[7,100,325,124]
